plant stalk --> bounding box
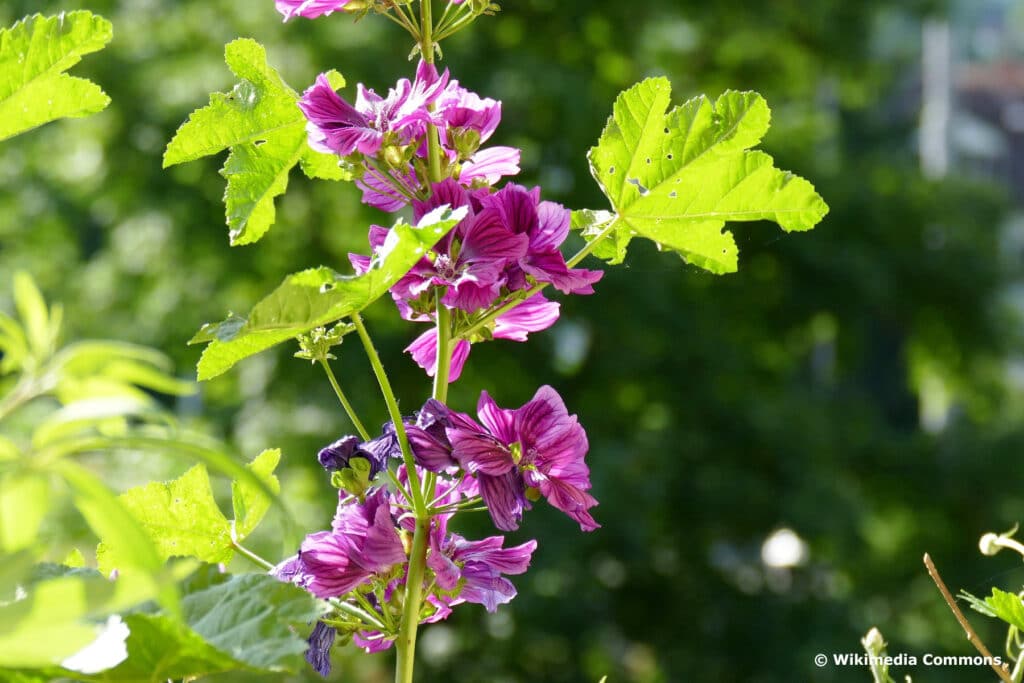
[320,359,370,440]
[350,313,426,515]
[394,515,430,683]
[432,293,452,403]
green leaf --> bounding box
[0,12,112,142]
[32,397,163,448]
[54,462,164,577]
[0,574,114,668]
[12,272,51,360]
[959,589,997,618]
[0,311,29,374]
[0,471,49,552]
[192,206,467,380]
[163,39,349,245]
[232,448,281,539]
[91,574,321,681]
[0,562,175,670]
[587,80,828,273]
[96,463,232,570]
[984,588,1024,631]
[183,573,322,669]
[92,612,245,681]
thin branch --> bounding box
[923,553,1013,683]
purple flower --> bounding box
[428,517,537,612]
[406,399,459,471]
[276,0,351,21]
[353,630,396,653]
[278,489,407,598]
[448,386,599,532]
[460,146,521,186]
[372,180,526,313]
[299,61,448,159]
[482,184,604,295]
[305,621,336,677]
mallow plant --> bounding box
[1,2,827,681]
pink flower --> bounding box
[276,0,352,21]
[447,386,599,532]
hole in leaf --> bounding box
[320,283,335,293]
[608,166,615,174]
[645,157,651,165]
[664,127,670,134]
[667,153,673,160]
[626,177,649,196]
[254,139,266,147]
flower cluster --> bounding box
[350,178,602,378]
[299,60,519,212]
[275,5,601,679]
[271,386,594,675]
[299,55,602,380]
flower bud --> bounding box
[862,627,885,654]
[448,127,481,160]
[979,532,1002,556]
[381,143,408,170]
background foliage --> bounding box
[3,0,1024,681]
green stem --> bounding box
[434,5,477,41]
[432,294,452,403]
[350,313,426,515]
[328,597,388,631]
[391,7,444,681]
[420,0,445,185]
[230,536,275,571]
[394,516,429,683]
[420,0,435,61]
[320,359,370,440]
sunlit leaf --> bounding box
[0,311,29,374]
[0,565,172,670]
[163,39,349,245]
[0,11,112,142]
[232,448,281,540]
[89,573,321,680]
[96,463,232,570]
[192,206,467,379]
[0,471,49,552]
[586,80,828,273]
[984,588,1024,631]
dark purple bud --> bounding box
[317,435,361,471]
[358,426,401,477]
[305,620,337,677]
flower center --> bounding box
[434,254,459,280]
[509,441,523,465]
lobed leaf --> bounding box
[984,588,1024,631]
[586,79,828,273]
[163,39,349,245]
[0,11,113,142]
[192,206,467,380]
[96,463,233,570]
[232,448,281,539]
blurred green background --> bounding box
[5,0,1024,680]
